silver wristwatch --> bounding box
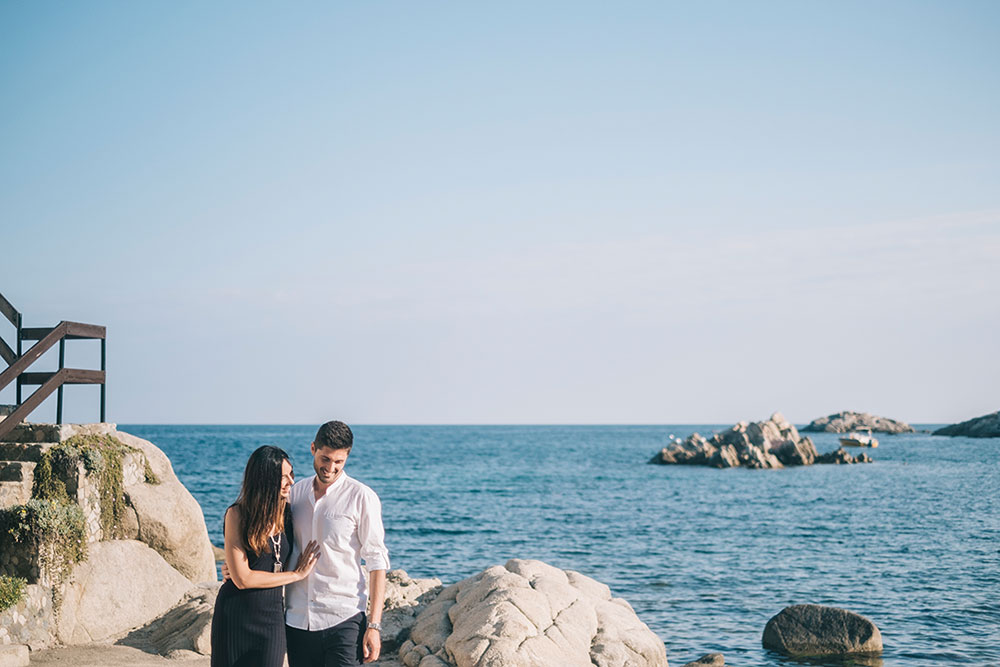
[368,621,382,632]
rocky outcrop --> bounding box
[116,430,217,583]
[802,412,913,434]
[815,448,872,464]
[56,540,193,645]
[682,654,725,667]
[933,410,1000,438]
[381,569,444,653]
[398,559,668,667]
[762,604,882,657]
[649,413,868,470]
[118,582,220,658]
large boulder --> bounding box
[762,604,882,657]
[56,540,192,644]
[802,412,913,434]
[933,410,1000,438]
[650,413,818,470]
[815,448,873,465]
[115,430,217,583]
[398,559,667,667]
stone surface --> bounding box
[56,540,192,645]
[682,654,725,667]
[0,584,54,650]
[0,645,29,667]
[802,412,913,434]
[399,559,667,667]
[815,448,873,465]
[933,410,1000,438]
[116,430,217,583]
[381,569,444,653]
[651,413,830,470]
[762,604,882,657]
[0,423,117,444]
[119,583,220,655]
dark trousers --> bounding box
[286,613,367,667]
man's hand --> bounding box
[362,627,381,663]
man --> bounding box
[284,420,390,666]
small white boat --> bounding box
[839,429,879,448]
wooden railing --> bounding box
[0,293,106,440]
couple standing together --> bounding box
[211,421,390,667]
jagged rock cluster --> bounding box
[802,411,913,434]
[933,410,1000,438]
[650,413,870,469]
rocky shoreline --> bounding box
[932,410,1000,438]
[1,423,887,667]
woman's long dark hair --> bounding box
[233,445,291,555]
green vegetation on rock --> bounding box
[32,434,150,539]
[0,574,27,612]
[0,499,86,588]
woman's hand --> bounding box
[293,540,321,580]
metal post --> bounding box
[15,315,21,406]
[57,339,65,424]
[100,338,106,423]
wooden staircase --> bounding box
[0,292,106,441]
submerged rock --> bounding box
[398,559,668,667]
[802,411,913,434]
[933,410,1000,438]
[682,653,725,667]
[762,604,882,657]
[650,413,836,470]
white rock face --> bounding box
[116,430,217,583]
[381,570,444,652]
[56,540,192,644]
[398,559,668,667]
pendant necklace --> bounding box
[270,532,282,573]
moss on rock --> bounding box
[0,574,27,612]
[0,499,86,588]
[31,434,153,539]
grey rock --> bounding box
[762,604,882,657]
[116,430,217,583]
[56,540,192,645]
[933,410,1000,438]
[815,448,872,465]
[651,413,818,470]
[802,412,913,434]
[399,559,667,667]
[682,654,724,667]
[380,569,444,653]
[118,582,220,655]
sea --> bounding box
[120,424,1000,667]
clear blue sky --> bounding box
[2,1,998,424]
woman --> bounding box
[211,445,320,667]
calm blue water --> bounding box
[121,424,1000,667]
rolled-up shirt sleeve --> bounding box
[358,488,390,572]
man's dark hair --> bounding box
[314,420,353,451]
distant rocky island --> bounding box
[649,413,872,470]
[933,410,1000,438]
[801,411,913,434]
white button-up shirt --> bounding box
[285,472,390,631]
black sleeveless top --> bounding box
[211,505,294,667]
